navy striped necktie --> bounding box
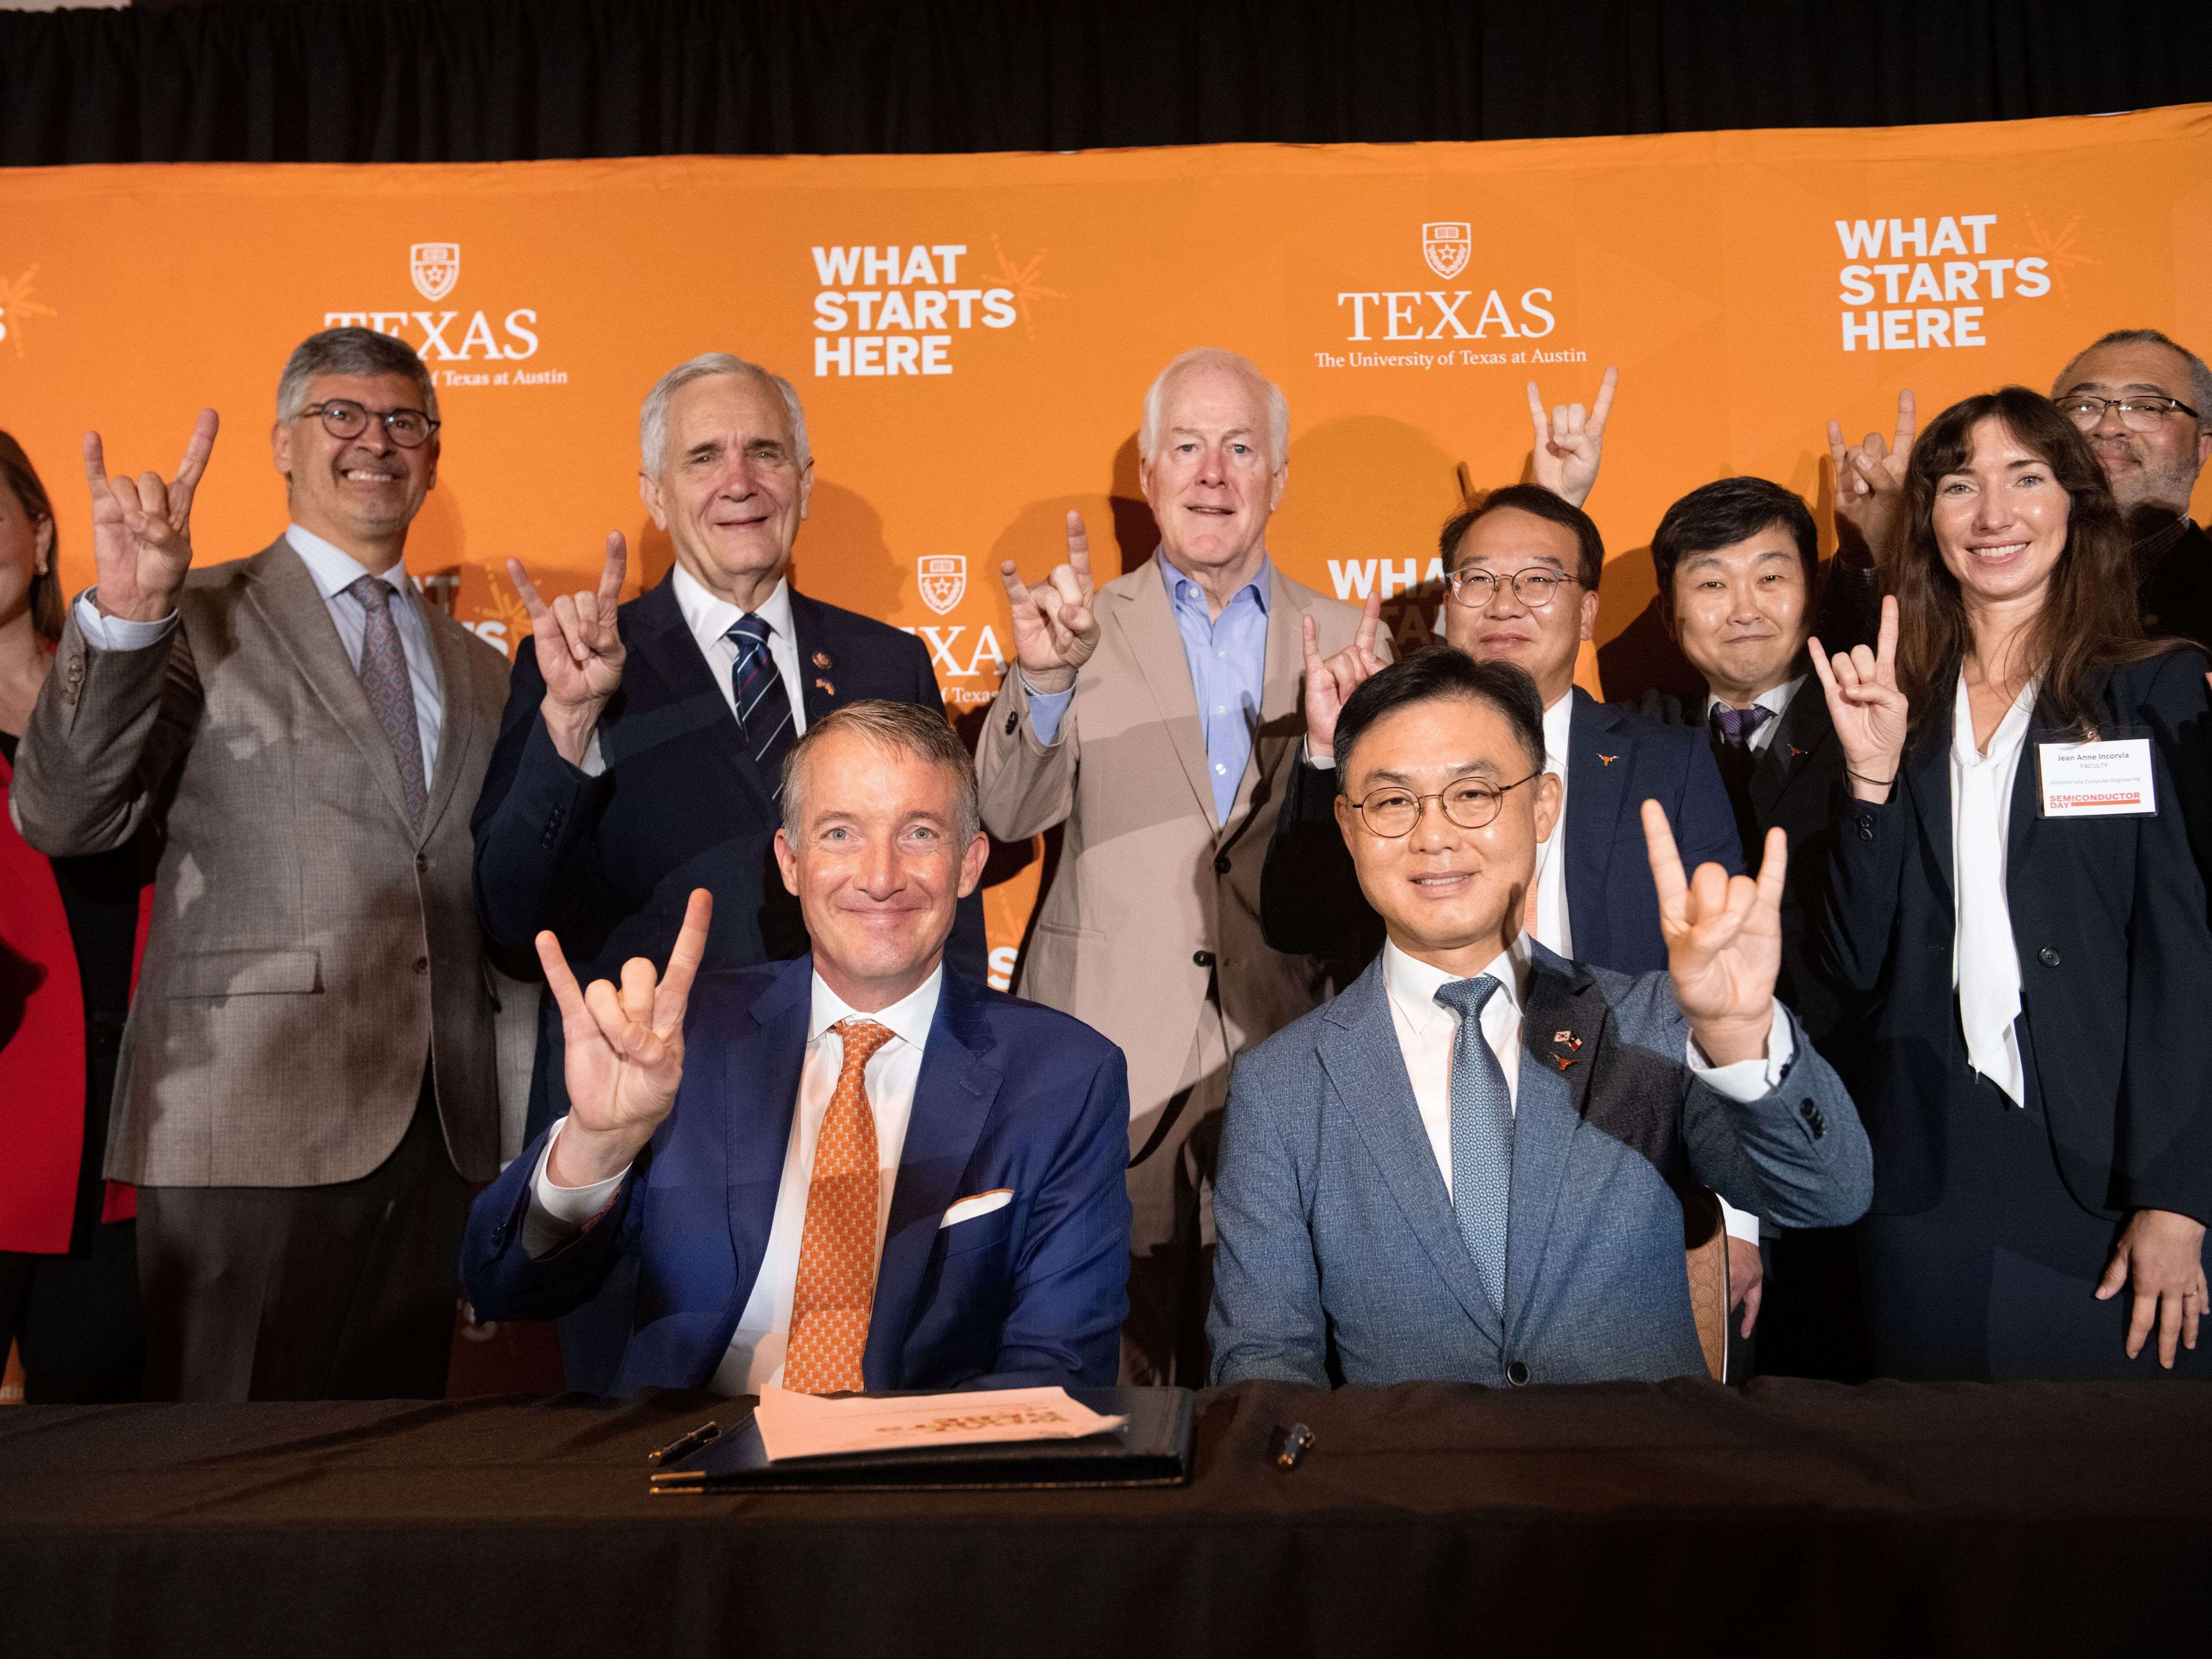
[726,612,796,787]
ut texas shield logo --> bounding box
[918,555,966,616]
[1421,222,1471,280]
[409,242,461,303]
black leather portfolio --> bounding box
[647,1386,1196,1494]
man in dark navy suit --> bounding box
[462,701,1129,1395]
[1260,484,1761,1339]
[471,352,983,1388]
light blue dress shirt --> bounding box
[1025,551,1271,826]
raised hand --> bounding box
[541,887,711,1188]
[510,532,629,765]
[1644,801,1786,1068]
[1527,365,1618,508]
[83,409,219,623]
[1808,594,1909,801]
[998,510,1101,695]
[1302,593,1385,761]
[1827,388,1915,569]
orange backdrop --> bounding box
[5,104,2211,975]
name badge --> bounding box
[2037,738,2157,818]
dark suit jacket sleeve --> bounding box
[1675,729,1746,877]
[1261,753,1385,960]
[970,1043,1133,1388]
[470,641,614,952]
[459,1127,648,1322]
[2128,647,2212,912]
[1206,1049,1333,1386]
[2119,697,2212,1221]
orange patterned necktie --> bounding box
[782,1017,898,1394]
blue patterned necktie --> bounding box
[1709,703,1775,749]
[726,612,796,786]
[1433,973,1513,1316]
[346,576,427,828]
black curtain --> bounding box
[4,0,2211,167]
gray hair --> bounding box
[639,352,811,476]
[1137,348,1290,471]
[276,327,439,426]
[2055,329,2212,434]
[780,699,980,848]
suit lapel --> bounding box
[244,539,421,835]
[415,610,480,843]
[1747,680,1830,823]
[622,576,780,816]
[1107,557,1218,828]
[1901,683,1957,901]
[722,963,814,1321]
[1317,964,1504,1344]
[863,971,1003,1389]
[1564,691,1632,964]
[1502,949,1604,1347]
[788,591,847,730]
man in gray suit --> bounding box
[12,327,512,1401]
[1208,649,1871,1387]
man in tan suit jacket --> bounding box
[979,348,1384,1383]
[13,327,511,1402]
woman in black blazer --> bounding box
[1810,386,2212,1381]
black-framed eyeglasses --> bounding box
[2055,395,2199,434]
[298,399,441,449]
[1444,566,1582,609]
[1352,771,1540,838]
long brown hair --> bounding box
[0,430,62,644]
[1888,386,2165,738]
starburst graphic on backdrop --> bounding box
[0,266,58,360]
[990,238,1062,337]
[2019,210,2095,298]
[478,566,534,659]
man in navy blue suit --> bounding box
[462,699,1130,1395]
[470,353,985,1388]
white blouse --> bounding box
[1949,674,2038,1107]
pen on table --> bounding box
[646,1419,724,1466]
[1273,1421,1313,1471]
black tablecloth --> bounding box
[4,1377,2211,1657]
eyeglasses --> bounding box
[1352,772,1540,838]
[2055,395,2199,434]
[298,399,441,449]
[1444,567,1581,609]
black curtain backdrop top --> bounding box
[4,0,2212,168]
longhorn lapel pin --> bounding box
[1788,744,1808,759]
[1548,1028,1583,1070]
[1597,753,1619,767]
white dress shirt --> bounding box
[524,965,942,1394]
[1950,676,2037,1107]
[1704,674,1806,756]
[72,523,446,775]
[1528,691,1576,959]
[578,564,803,776]
[1379,936,1793,1203]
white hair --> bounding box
[1137,348,1289,471]
[638,352,811,476]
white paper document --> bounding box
[751,1385,1127,1463]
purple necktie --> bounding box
[348,575,428,828]
[1709,703,1775,750]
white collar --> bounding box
[1705,673,1805,723]
[673,561,795,645]
[809,964,944,1052]
[286,523,410,600]
[1951,675,2038,768]
[1540,690,1574,763]
[1382,934,1529,1038]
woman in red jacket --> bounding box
[0,431,150,1402]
